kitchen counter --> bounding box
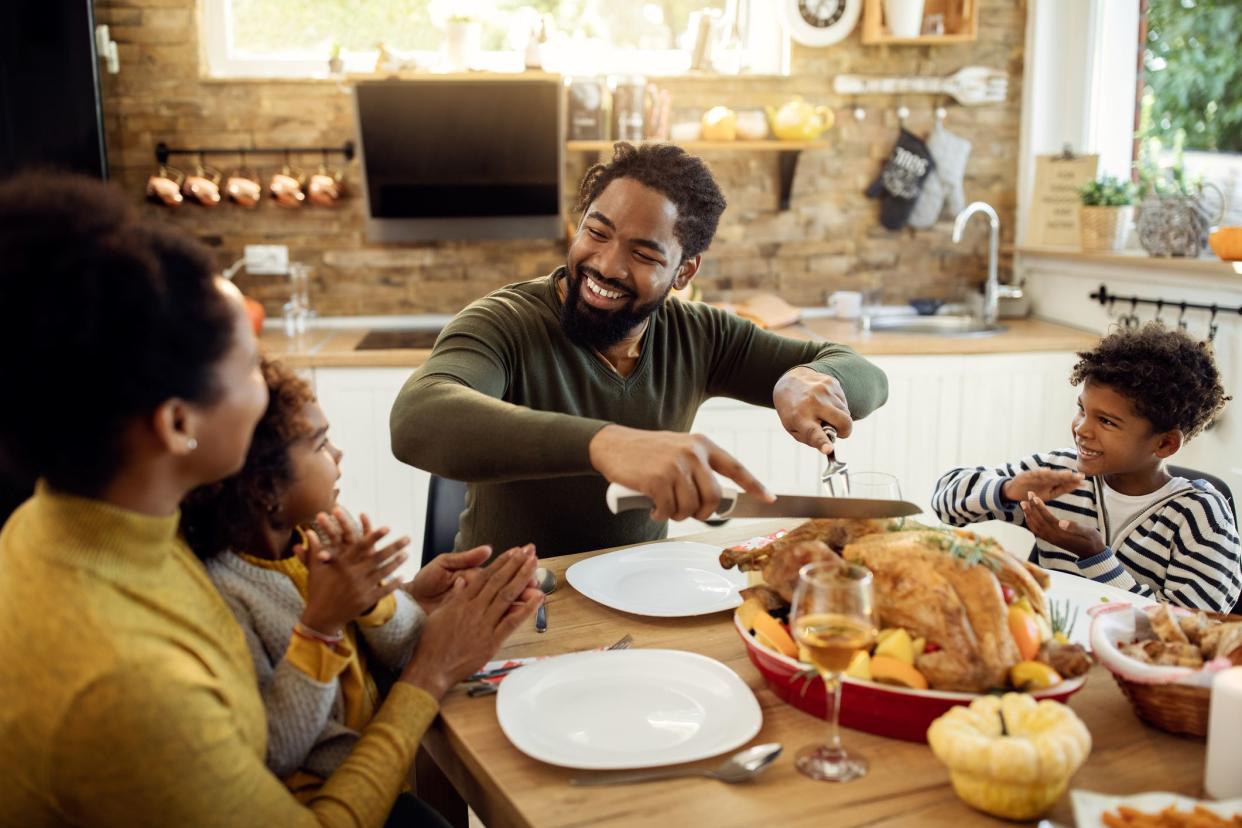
[260,315,1099,370]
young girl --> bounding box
[181,358,534,798]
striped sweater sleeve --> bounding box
[1080,489,1241,612]
[932,451,1078,527]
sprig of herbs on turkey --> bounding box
[919,528,1003,572]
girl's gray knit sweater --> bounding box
[206,552,425,779]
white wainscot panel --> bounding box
[312,368,429,563]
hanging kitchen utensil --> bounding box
[833,66,1008,107]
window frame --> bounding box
[200,0,789,79]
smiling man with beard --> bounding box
[390,143,889,558]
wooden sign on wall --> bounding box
[1025,153,1100,247]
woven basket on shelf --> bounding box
[1080,205,1133,252]
[1107,610,1241,739]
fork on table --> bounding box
[465,634,634,697]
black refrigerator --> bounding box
[0,0,107,178]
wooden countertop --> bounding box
[260,316,1099,370]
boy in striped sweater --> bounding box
[934,324,1239,612]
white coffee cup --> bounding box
[828,290,864,319]
[884,0,926,38]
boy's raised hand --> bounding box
[295,508,411,637]
[1002,468,1084,504]
[1020,494,1105,557]
[398,544,543,700]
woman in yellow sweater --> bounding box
[0,174,543,828]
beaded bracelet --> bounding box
[293,621,344,646]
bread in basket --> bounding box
[1089,602,1242,737]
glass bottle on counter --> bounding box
[283,262,312,338]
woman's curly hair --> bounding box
[575,142,727,263]
[181,358,317,560]
[1070,322,1229,439]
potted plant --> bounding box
[1079,175,1136,252]
[327,41,343,75]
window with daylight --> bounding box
[1136,0,1241,224]
[202,0,788,78]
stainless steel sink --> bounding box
[862,314,1007,336]
[354,327,444,350]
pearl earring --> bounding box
[186,437,198,451]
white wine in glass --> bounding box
[791,562,877,782]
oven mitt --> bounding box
[865,128,935,230]
[909,122,973,229]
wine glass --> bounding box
[790,561,877,783]
[845,471,901,501]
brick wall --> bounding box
[95,0,1024,316]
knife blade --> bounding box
[605,483,921,520]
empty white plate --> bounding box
[496,649,762,770]
[565,541,745,617]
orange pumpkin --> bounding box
[243,296,266,336]
[1209,227,1242,261]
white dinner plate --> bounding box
[1045,569,1156,649]
[496,649,762,770]
[565,541,744,617]
[1072,789,1242,827]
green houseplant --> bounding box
[1079,175,1136,252]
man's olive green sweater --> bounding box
[391,270,888,557]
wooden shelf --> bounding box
[566,140,827,152]
[1016,245,1240,277]
[862,0,978,45]
[566,139,828,210]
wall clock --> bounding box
[780,0,862,47]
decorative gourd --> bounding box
[927,693,1091,821]
[1209,227,1242,261]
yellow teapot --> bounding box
[766,98,834,141]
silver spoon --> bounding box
[568,743,782,787]
[534,566,556,634]
[821,423,850,496]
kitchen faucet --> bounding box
[952,201,1001,326]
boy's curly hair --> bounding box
[575,142,726,263]
[1070,323,1229,439]
[181,358,317,560]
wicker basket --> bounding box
[1080,205,1133,252]
[1110,675,1210,737]
[1107,610,1241,739]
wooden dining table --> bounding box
[416,519,1209,828]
